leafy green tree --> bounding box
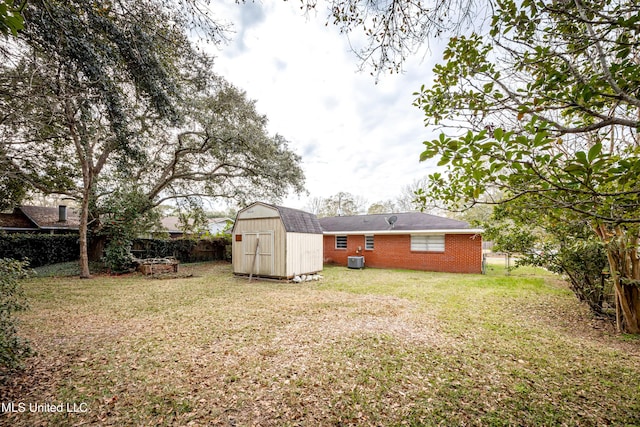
[1,0,200,277]
[173,198,210,239]
[1,1,304,277]
[0,175,27,211]
[98,187,162,272]
[413,0,640,332]
[520,222,610,317]
[131,76,304,210]
[483,205,610,315]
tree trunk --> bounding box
[610,274,640,334]
[596,224,640,334]
[79,189,92,279]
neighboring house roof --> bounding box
[160,217,185,234]
[0,211,38,231]
[15,206,80,231]
[319,212,483,235]
[272,204,323,234]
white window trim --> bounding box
[411,234,445,252]
[335,235,347,249]
[365,235,374,250]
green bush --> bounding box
[0,259,33,371]
[131,237,230,262]
[132,238,197,261]
[516,221,610,317]
[0,234,79,267]
[102,240,136,273]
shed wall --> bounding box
[285,233,323,277]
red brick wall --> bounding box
[323,233,482,274]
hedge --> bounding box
[131,237,230,262]
[0,258,33,371]
[0,234,79,267]
[0,234,230,267]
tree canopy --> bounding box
[413,0,640,332]
[1,0,305,277]
[304,0,484,75]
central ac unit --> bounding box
[348,256,365,269]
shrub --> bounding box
[0,259,33,371]
[520,238,609,316]
[515,220,610,317]
[0,234,79,267]
[131,237,230,262]
[102,240,136,273]
[132,238,197,261]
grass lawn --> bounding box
[2,261,639,426]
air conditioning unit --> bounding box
[348,256,365,269]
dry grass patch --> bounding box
[1,262,639,426]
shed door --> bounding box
[243,232,274,276]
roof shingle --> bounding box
[19,206,80,230]
[0,212,37,230]
[274,205,323,234]
[318,212,471,232]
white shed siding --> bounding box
[232,217,286,276]
[232,202,323,279]
[285,233,323,277]
[236,204,279,220]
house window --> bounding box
[411,235,445,252]
[365,235,374,250]
[336,235,347,249]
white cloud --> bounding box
[212,0,445,211]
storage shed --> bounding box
[232,202,323,279]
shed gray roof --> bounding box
[273,205,323,234]
[319,212,473,233]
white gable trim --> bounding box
[322,229,483,235]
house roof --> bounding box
[319,212,482,234]
[273,205,323,234]
[0,211,38,231]
[16,206,80,230]
[160,217,186,233]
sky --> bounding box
[210,0,445,211]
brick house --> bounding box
[319,212,483,274]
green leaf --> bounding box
[533,132,547,146]
[587,143,602,162]
[564,164,585,174]
[437,156,451,166]
[575,151,588,165]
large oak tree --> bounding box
[1,0,304,277]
